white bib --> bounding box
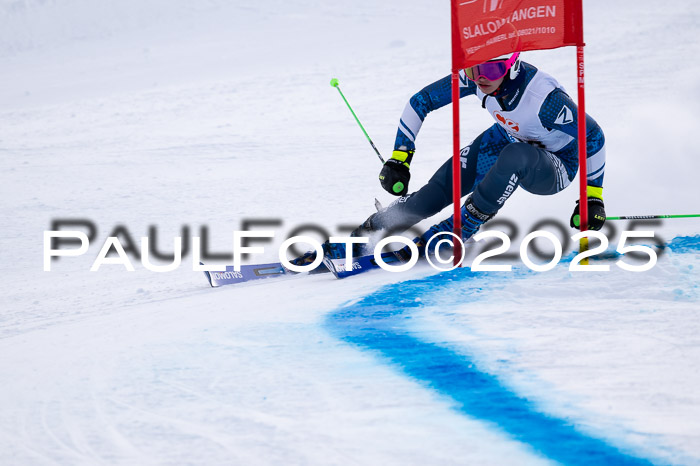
[477,71,574,152]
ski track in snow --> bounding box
[1,0,700,464]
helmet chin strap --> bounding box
[490,65,524,97]
[490,77,510,97]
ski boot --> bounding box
[287,240,346,271]
[290,212,381,267]
[288,216,377,269]
[316,211,382,261]
[459,194,494,240]
[288,249,320,268]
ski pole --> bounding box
[607,214,700,220]
[330,78,385,164]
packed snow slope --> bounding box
[1,1,699,464]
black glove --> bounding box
[570,196,606,230]
[379,149,414,196]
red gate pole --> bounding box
[451,72,462,267]
[450,0,462,267]
[576,45,589,257]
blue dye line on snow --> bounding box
[325,235,700,462]
[667,234,700,254]
[323,242,700,465]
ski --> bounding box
[323,250,407,279]
[202,261,329,287]
[201,235,422,286]
[202,248,407,286]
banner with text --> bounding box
[453,0,583,68]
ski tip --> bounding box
[322,256,340,279]
[200,262,215,287]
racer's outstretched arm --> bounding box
[539,89,606,188]
[540,89,607,230]
[394,72,477,152]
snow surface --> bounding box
[1,0,699,464]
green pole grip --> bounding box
[607,214,700,220]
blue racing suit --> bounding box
[368,61,606,231]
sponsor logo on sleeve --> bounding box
[554,106,574,125]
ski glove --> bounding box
[379,148,414,196]
[570,186,606,230]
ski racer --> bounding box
[295,52,607,265]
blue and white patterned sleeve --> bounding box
[394,73,477,152]
[539,89,606,187]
